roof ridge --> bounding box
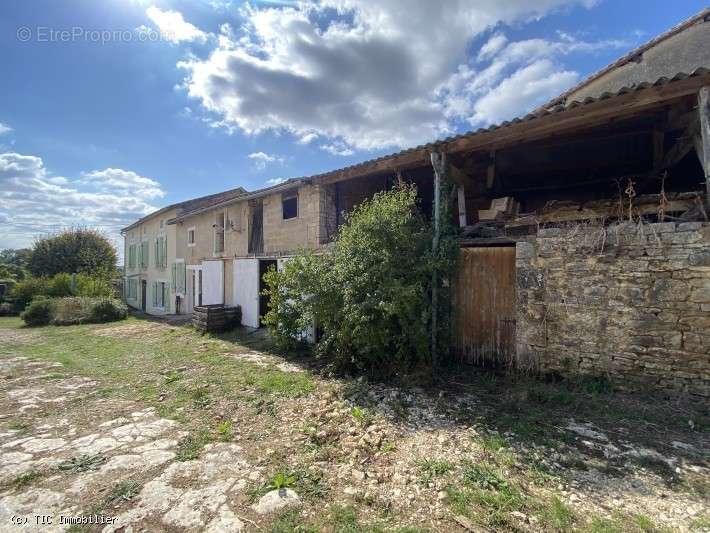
[536,7,710,111]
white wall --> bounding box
[233,259,260,328]
[202,259,224,305]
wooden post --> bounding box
[430,151,446,375]
[698,87,710,207]
[486,151,496,189]
[457,186,467,227]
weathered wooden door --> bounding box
[452,246,516,366]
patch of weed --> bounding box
[175,431,212,461]
[105,479,140,506]
[380,441,396,453]
[539,496,576,531]
[216,420,232,441]
[418,459,454,485]
[58,454,107,473]
[461,461,508,491]
[12,470,43,488]
[351,406,373,427]
[7,420,31,433]
[164,371,182,384]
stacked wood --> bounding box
[193,305,241,333]
[506,191,704,229]
[478,196,519,221]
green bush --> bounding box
[0,302,14,316]
[20,298,55,327]
[263,184,457,376]
[52,297,90,325]
[19,296,127,327]
[10,277,49,312]
[46,273,73,297]
[75,272,117,298]
[8,272,116,312]
[86,298,127,323]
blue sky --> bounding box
[0,0,707,251]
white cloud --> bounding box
[0,152,164,252]
[320,142,354,157]
[439,30,629,125]
[248,151,283,170]
[477,33,508,61]
[471,59,578,124]
[0,122,12,136]
[179,0,611,153]
[145,6,209,44]
[265,177,287,186]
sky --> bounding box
[0,0,707,253]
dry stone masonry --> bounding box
[515,221,710,397]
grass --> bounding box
[417,458,454,485]
[12,470,43,488]
[0,316,705,533]
[175,431,213,461]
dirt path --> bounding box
[0,318,708,532]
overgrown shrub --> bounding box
[10,277,50,312]
[0,302,14,316]
[263,184,457,376]
[20,297,55,326]
[9,272,116,312]
[52,297,90,325]
[86,298,127,323]
[75,272,117,298]
[20,296,127,327]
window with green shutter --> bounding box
[163,283,169,312]
[171,263,176,290]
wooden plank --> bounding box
[698,86,710,204]
[486,151,495,189]
[457,186,467,227]
[452,247,516,367]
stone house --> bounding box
[120,187,245,315]
[122,9,710,395]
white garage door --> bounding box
[202,260,224,305]
[233,258,259,328]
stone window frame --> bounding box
[187,226,196,247]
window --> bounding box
[187,227,196,247]
[139,241,149,269]
[127,244,137,269]
[214,212,225,254]
[171,261,187,295]
[152,281,168,309]
[126,278,138,300]
[154,236,167,268]
[282,193,298,220]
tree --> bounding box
[27,229,117,277]
[0,248,31,281]
[263,184,457,376]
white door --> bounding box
[202,260,224,305]
[233,258,259,328]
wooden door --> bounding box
[452,246,516,367]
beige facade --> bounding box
[123,208,179,315]
[165,182,335,320]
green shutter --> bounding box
[164,283,170,311]
[180,263,186,293]
[163,238,168,268]
[171,263,176,290]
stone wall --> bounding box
[515,221,710,397]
